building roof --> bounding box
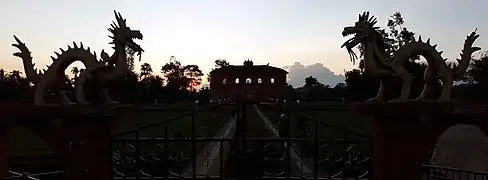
[210,65,288,75]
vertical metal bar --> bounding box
[219,138,225,180]
[135,131,140,180]
[234,100,242,179]
[301,116,307,178]
[241,99,247,147]
[240,98,248,180]
[191,101,198,179]
[164,123,169,180]
[343,131,349,180]
[108,136,113,178]
[313,122,319,179]
[284,100,291,179]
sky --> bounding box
[1,0,488,86]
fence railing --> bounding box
[6,170,63,180]
[422,164,488,180]
[110,100,235,179]
[256,101,372,179]
[7,100,488,180]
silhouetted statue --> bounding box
[341,11,480,102]
[12,10,144,106]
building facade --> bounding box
[209,60,288,101]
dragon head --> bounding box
[108,10,144,59]
[341,11,379,64]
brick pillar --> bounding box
[60,114,113,180]
[0,128,8,180]
[349,101,487,180]
[369,113,434,180]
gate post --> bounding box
[350,101,488,180]
[0,127,8,180]
[21,105,132,180]
[59,112,115,180]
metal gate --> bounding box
[110,99,372,179]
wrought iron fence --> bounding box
[110,100,236,179]
[8,99,488,179]
[422,164,488,180]
[6,170,63,180]
[256,101,372,179]
[110,99,373,179]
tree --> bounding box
[140,63,153,79]
[207,59,230,82]
[303,76,323,88]
[0,69,5,80]
[140,75,165,102]
[161,56,204,94]
[0,69,32,102]
[71,67,79,78]
[214,59,230,68]
[71,67,80,83]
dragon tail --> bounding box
[452,31,482,77]
[12,35,41,83]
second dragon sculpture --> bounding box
[12,10,144,106]
[341,11,481,102]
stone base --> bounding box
[348,100,488,180]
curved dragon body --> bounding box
[341,11,480,102]
[12,11,144,106]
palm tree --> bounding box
[71,67,80,83]
[71,67,79,77]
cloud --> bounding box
[283,62,345,87]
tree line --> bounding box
[1,12,487,104]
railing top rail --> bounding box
[112,100,232,137]
[6,170,64,179]
[423,164,488,175]
[256,101,371,138]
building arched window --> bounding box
[257,78,262,84]
[222,78,227,84]
[270,78,275,84]
[245,78,252,84]
[235,78,240,84]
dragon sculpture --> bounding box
[341,11,481,102]
[12,10,143,106]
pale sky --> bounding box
[1,0,487,79]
